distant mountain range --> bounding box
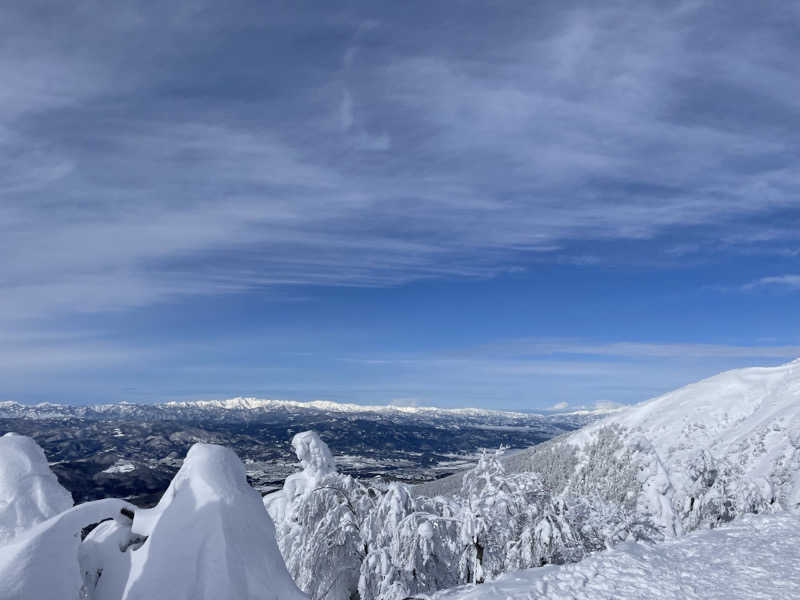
[0,397,606,506]
[0,396,612,424]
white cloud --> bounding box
[742,275,800,291]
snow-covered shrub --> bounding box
[672,446,781,533]
[567,426,640,510]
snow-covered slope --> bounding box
[575,357,800,491]
[431,512,800,600]
[505,358,800,534]
[417,359,800,537]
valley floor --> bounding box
[432,512,800,600]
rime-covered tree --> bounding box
[265,431,376,600]
[359,484,462,600]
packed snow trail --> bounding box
[431,512,800,600]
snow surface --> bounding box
[0,432,73,544]
[431,512,800,600]
[0,498,134,600]
[101,462,136,475]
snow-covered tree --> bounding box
[266,431,377,600]
[457,447,578,580]
[359,484,462,600]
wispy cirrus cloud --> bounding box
[1,1,799,331]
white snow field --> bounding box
[431,512,800,600]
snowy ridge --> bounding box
[417,359,800,528]
[574,357,800,456]
[0,396,620,422]
[164,397,540,418]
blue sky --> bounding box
[2,1,800,408]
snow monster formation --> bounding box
[266,431,582,600]
[0,433,305,600]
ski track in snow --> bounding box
[433,513,800,600]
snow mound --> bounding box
[0,432,73,543]
[431,512,800,600]
[122,443,306,600]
